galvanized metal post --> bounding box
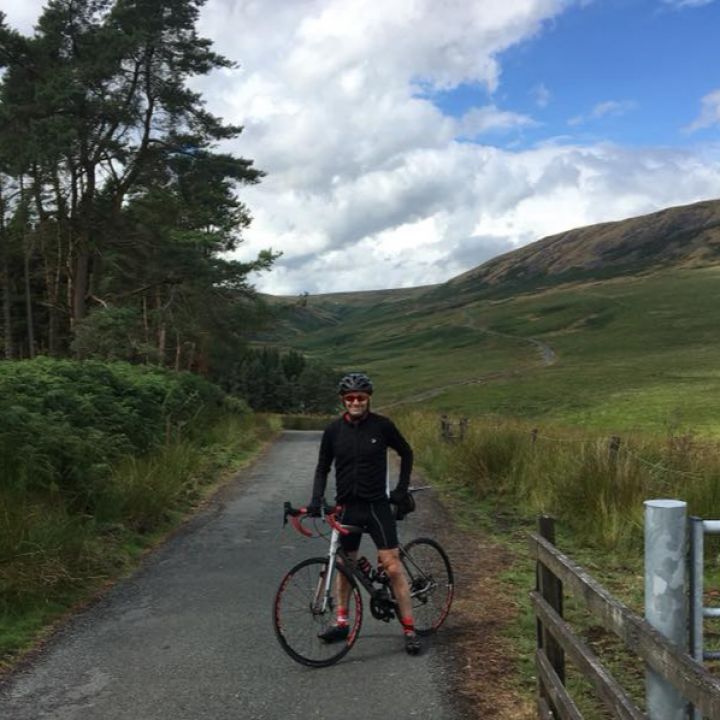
[644,499,688,720]
[701,521,720,653]
[689,516,704,720]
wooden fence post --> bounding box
[529,525,720,718]
[459,417,468,440]
[537,515,565,716]
[440,414,450,441]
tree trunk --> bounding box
[23,238,36,359]
[0,182,13,359]
[141,294,150,363]
[156,288,166,365]
[18,177,36,359]
[196,345,209,376]
[158,321,167,365]
[72,162,96,329]
[1,238,13,360]
[36,174,60,355]
[41,224,64,356]
[72,245,89,327]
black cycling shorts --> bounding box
[338,499,398,552]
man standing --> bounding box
[308,372,420,655]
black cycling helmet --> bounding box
[338,372,374,396]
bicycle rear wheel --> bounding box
[400,538,454,636]
[273,557,362,667]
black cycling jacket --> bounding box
[311,411,413,503]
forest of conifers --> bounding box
[0,0,280,383]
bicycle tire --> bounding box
[401,538,454,636]
[273,556,363,667]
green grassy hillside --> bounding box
[265,200,720,436]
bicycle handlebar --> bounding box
[325,511,349,536]
[282,501,349,537]
[282,486,430,537]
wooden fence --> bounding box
[530,517,720,719]
[439,414,468,442]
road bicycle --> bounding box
[272,489,454,667]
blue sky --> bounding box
[434,0,720,149]
[4,0,720,294]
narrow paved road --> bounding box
[0,432,459,720]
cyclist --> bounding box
[307,372,421,655]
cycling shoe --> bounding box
[318,625,349,643]
[404,632,422,655]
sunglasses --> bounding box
[343,394,369,403]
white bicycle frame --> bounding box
[315,524,343,614]
[310,487,432,614]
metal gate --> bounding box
[689,517,720,720]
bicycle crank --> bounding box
[370,588,396,622]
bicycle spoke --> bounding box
[273,558,363,667]
[401,538,454,635]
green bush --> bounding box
[0,405,274,662]
[226,347,340,413]
[0,358,233,502]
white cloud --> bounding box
[685,89,720,132]
[241,139,720,294]
[0,0,41,33]
[568,100,638,127]
[458,105,538,138]
[5,1,720,297]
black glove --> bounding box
[306,497,323,517]
[389,488,408,505]
[389,488,415,520]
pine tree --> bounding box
[0,1,277,370]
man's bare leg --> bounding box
[335,550,356,609]
[378,547,421,654]
[319,550,356,642]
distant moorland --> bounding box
[265,198,720,436]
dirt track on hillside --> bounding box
[380,311,556,410]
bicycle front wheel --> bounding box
[273,557,362,667]
[401,538,454,636]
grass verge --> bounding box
[424,473,650,718]
[0,412,280,671]
[398,409,720,717]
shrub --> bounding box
[0,358,233,503]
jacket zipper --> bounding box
[352,422,359,497]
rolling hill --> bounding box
[262,199,720,435]
[450,198,720,287]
